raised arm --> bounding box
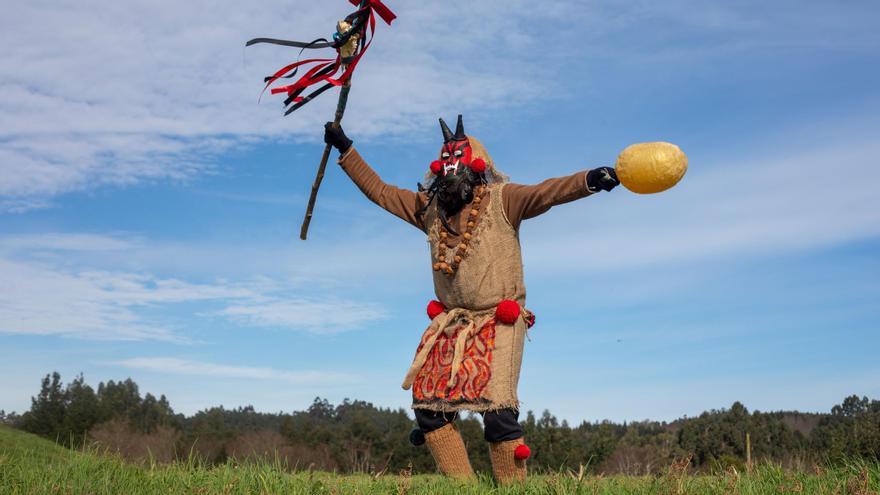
[503,167,619,229]
[326,123,428,231]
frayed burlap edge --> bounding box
[413,398,521,414]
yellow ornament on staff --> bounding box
[615,142,688,194]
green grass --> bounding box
[1,425,878,494]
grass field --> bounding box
[1,426,878,494]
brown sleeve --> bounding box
[503,170,593,229]
[338,147,428,231]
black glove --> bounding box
[587,166,620,192]
[324,122,352,154]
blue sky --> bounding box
[1,0,879,423]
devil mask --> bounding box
[417,115,487,235]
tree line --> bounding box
[2,372,878,474]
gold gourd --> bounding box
[615,142,688,194]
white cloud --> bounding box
[7,1,873,210]
[217,299,387,335]
[0,197,53,214]
[113,357,360,386]
[0,233,138,252]
[0,0,570,209]
[0,233,387,341]
[0,258,185,342]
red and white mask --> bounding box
[429,115,486,177]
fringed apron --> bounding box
[402,184,533,413]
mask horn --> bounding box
[453,114,465,140]
[439,118,454,143]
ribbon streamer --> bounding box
[247,0,395,115]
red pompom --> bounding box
[495,299,521,325]
[429,160,443,175]
[427,300,446,320]
[469,158,486,174]
[514,444,531,460]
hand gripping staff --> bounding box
[246,0,396,240]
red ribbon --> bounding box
[270,60,337,95]
[349,0,396,25]
[261,57,334,99]
[261,0,396,112]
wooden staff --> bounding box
[299,16,362,241]
[299,80,352,240]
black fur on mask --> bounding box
[416,166,483,236]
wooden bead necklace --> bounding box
[433,185,487,276]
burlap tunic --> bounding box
[339,143,593,412]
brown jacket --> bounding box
[338,147,594,237]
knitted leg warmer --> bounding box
[488,437,527,485]
[424,423,475,480]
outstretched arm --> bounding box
[503,167,619,229]
[326,123,428,231]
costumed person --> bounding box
[323,115,620,484]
